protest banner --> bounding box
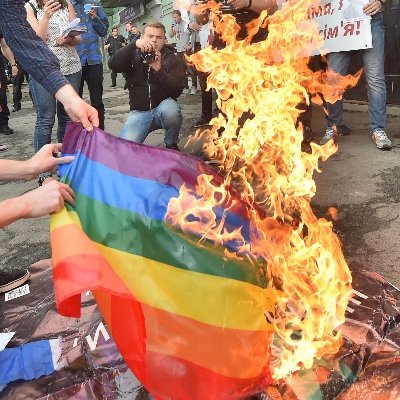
[310,0,372,53]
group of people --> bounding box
[109,0,391,153]
[0,0,392,292]
[0,0,108,154]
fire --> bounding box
[167,0,358,381]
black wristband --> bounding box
[378,0,384,5]
[246,0,252,8]
[11,63,17,67]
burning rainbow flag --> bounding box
[50,123,274,399]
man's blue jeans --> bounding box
[30,70,82,152]
[118,98,183,146]
[327,13,386,132]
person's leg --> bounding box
[188,65,197,89]
[363,14,390,149]
[56,70,82,143]
[296,100,313,142]
[29,78,56,152]
[153,98,183,147]
[191,71,213,127]
[85,63,105,130]
[12,64,24,111]
[326,51,351,128]
[363,14,387,132]
[177,52,189,92]
[110,69,117,87]
[118,109,154,143]
[78,64,87,98]
[0,56,11,133]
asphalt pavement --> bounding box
[1,73,400,288]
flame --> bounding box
[167,0,357,381]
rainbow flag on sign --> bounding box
[50,123,273,399]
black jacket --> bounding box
[108,41,185,111]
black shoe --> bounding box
[165,143,180,151]
[110,84,116,87]
[12,103,21,112]
[191,115,212,128]
[0,125,13,135]
[337,124,351,136]
[0,267,30,293]
[302,125,313,143]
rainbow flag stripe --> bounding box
[51,123,273,399]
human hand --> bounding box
[136,37,155,53]
[11,65,18,77]
[25,143,75,180]
[18,180,75,218]
[189,21,202,31]
[88,8,98,18]
[43,0,61,20]
[55,84,99,131]
[227,0,251,10]
[363,0,383,15]
[56,36,72,46]
[150,50,162,72]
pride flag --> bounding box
[51,123,273,399]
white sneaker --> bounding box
[371,130,392,150]
[190,86,197,95]
[320,126,340,145]
[182,88,189,94]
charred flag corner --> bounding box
[50,122,274,399]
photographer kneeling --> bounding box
[109,22,185,150]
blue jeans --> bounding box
[30,70,82,152]
[327,13,386,132]
[118,98,183,146]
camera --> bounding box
[216,0,239,13]
[140,51,156,64]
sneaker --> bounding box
[0,268,30,293]
[165,143,180,151]
[190,86,197,95]
[371,130,392,150]
[191,115,212,128]
[182,88,190,94]
[0,125,13,135]
[320,126,340,145]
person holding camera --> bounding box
[105,27,126,87]
[109,21,185,151]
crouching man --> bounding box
[109,21,185,150]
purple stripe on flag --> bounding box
[62,123,223,189]
[62,123,263,220]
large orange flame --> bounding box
[167,0,358,380]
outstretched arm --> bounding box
[0,144,74,181]
[0,181,75,228]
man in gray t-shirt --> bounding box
[169,9,193,93]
